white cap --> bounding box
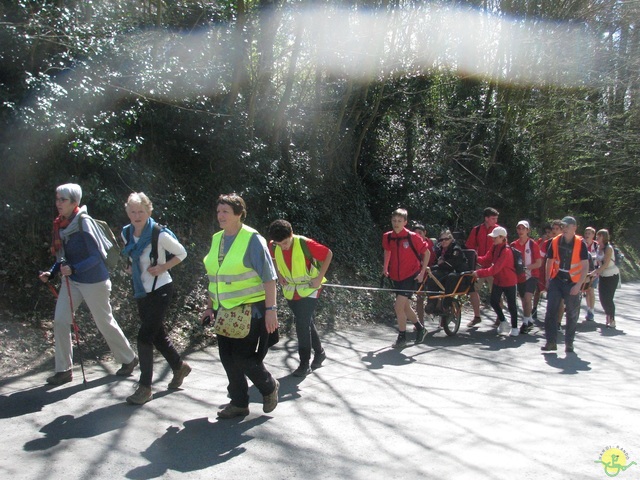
[488,226,507,238]
[517,220,530,230]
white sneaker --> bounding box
[510,327,520,337]
[498,321,510,334]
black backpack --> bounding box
[124,223,176,291]
[384,232,422,262]
[503,245,525,276]
[611,243,625,266]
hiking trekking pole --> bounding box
[60,259,87,386]
[45,281,59,299]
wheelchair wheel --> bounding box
[440,298,461,336]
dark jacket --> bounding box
[432,240,469,274]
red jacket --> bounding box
[466,223,500,257]
[383,228,427,281]
[476,242,518,287]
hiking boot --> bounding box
[541,343,557,352]
[168,361,192,389]
[116,355,139,376]
[392,334,407,349]
[46,370,72,386]
[415,327,428,344]
[311,350,326,370]
[217,404,250,419]
[126,385,153,405]
[263,379,280,413]
[466,316,481,328]
[293,364,312,377]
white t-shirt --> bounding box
[596,245,620,277]
[123,230,188,292]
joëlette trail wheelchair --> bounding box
[417,249,477,336]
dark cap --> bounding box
[561,216,577,226]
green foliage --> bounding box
[1,0,639,317]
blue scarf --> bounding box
[123,218,156,299]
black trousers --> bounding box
[136,283,182,387]
[287,297,323,365]
[426,270,462,307]
[598,274,619,317]
[490,284,518,328]
[218,312,277,409]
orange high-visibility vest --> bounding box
[549,235,583,283]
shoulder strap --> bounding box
[298,236,320,270]
[384,231,391,249]
[385,232,421,262]
[407,233,422,262]
[150,223,165,292]
[150,223,163,266]
[123,224,133,246]
[77,211,88,231]
[299,236,312,262]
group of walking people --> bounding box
[383,206,621,354]
[39,184,621,417]
[40,185,330,419]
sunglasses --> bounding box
[439,237,452,242]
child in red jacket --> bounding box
[383,209,430,348]
[473,227,519,336]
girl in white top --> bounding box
[593,229,620,328]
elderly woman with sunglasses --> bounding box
[423,230,469,313]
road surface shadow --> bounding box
[1,374,119,419]
[126,416,269,479]
[543,352,592,374]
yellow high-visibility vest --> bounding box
[274,235,325,300]
[203,225,265,309]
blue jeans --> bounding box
[287,297,323,365]
[544,277,581,346]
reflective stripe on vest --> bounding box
[274,236,325,300]
[549,235,583,283]
[203,225,265,309]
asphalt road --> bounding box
[1,282,639,480]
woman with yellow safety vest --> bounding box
[201,194,280,419]
[268,219,333,377]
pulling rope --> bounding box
[322,270,475,296]
[322,283,442,296]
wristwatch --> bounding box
[265,305,278,311]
